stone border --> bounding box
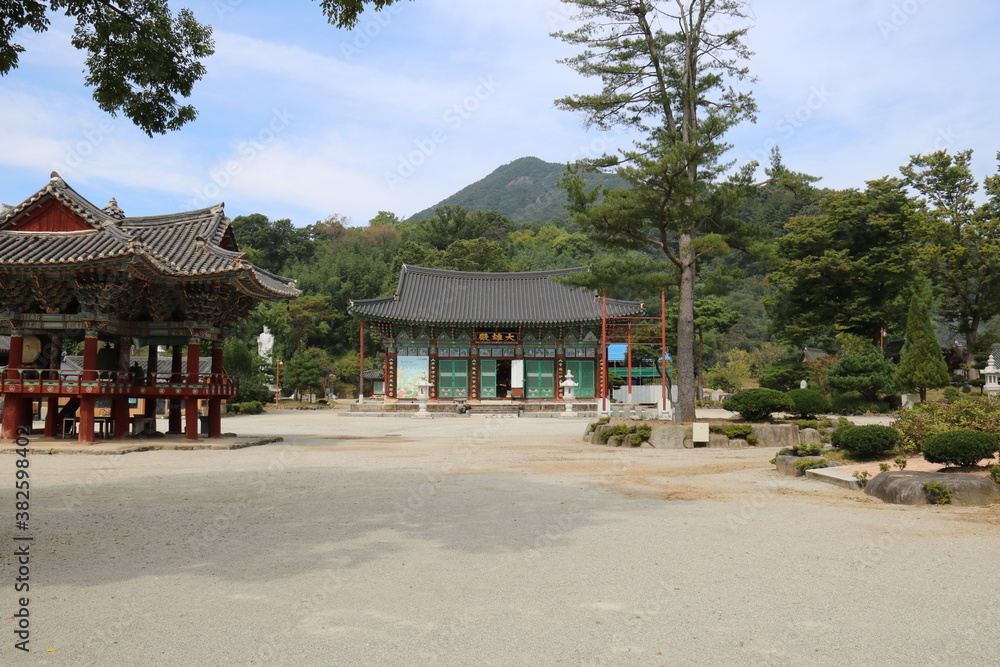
[0,436,283,456]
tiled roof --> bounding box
[0,173,299,300]
[349,264,644,325]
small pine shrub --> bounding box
[587,417,611,434]
[943,387,960,403]
[962,384,972,394]
[240,401,265,415]
[836,424,900,457]
[746,434,760,446]
[791,419,819,430]
[723,388,792,422]
[228,402,241,415]
[786,389,832,419]
[894,457,908,470]
[628,433,643,447]
[879,462,890,472]
[923,481,953,505]
[853,470,870,488]
[989,465,1000,484]
[635,424,652,441]
[794,458,829,472]
[791,442,823,457]
[922,430,999,468]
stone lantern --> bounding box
[414,375,433,418]
[984,356,1000,398]
[560,369,578,416]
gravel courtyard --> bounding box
[2,410,999,666]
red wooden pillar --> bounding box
[112,340,130,439]
[1,328,25,440]
[185,336,200,440]
[168,344,183,434]
[207,341,223,438]
[78,328,99,443]
[358,320,365,403]
[144,345,158,421]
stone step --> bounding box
[805,467,862,490]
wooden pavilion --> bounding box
[0,173,299,442]
[348,264,646,406]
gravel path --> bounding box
[1,409,998,666]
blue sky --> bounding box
[1,0,998,227]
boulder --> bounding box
[750,424,799,449]
[865,471,1000,506]
[799,428,823,445]
[648,425,693,449]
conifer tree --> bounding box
[894,290,949,402]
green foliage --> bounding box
[894,457,908,470]
[231,214,315,273]
[836,424,900,457]
[879,462,890,472]
[222,338,272,403]
[709,424,753,439]
[923,481,953,505]
[894,289,950,401]
[757,361,808,392]
[723,388,792,422]
[234,401,264,415]
[786,389,832,418]
[989,465,1000,484]
[791,442,823,457]
[283,348,334,397]
[766,178,922,345]
[829,421,854,449]
[636,424,652,441]
[830,391,890,416]
[791,419,819,430]
[794,458,829,472]
[827,342,897,402]
[943,387,960,403]
[922,430,999,468]
[893,397,1000,454]
[708,349,755,394]
[902,149,1000,369]
[587,417,611,434]
[853,470,871,488]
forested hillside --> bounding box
[407,156,629,224]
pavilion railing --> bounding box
[0,369,239,398]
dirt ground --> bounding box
[3,409,1000,665]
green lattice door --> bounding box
[438,360,468,399]
[565,360,595,398]
[480,359,497,398]
[525,360,555,398]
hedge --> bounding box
[922,430,999,468]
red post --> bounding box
[78,328,99,443]
[112,340,130,439]
[1,328,25,440]
[661,292,668,418]
[43,336,61,437]
[358,320,365,403]
[208,341,223,438]
[626,323,633,397]
[144,345,158,421]
[185,336,200,440]
[601,295,608,414]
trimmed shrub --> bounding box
[836,424,899,457]
[830,421,855,449]
[831,391,888,416]
[227,402,241,415]
[238,401,265,415]
[709,424,753,439]
[786,389,831,419]
[636,424,652,441]
[893,397,1000,454]
[922,430,999,468]
[587,417,611,434]
[722,388,791,422]
[757,361,808,392]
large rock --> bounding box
[648,425,693,449]
[866,471,1000,506]
[750,424,799,449]
[799,428,823,445]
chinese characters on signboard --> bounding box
[475,332,518,343]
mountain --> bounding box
[407,156,628,224]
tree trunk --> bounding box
[676,234,697,421]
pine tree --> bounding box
[894,291,949,402]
